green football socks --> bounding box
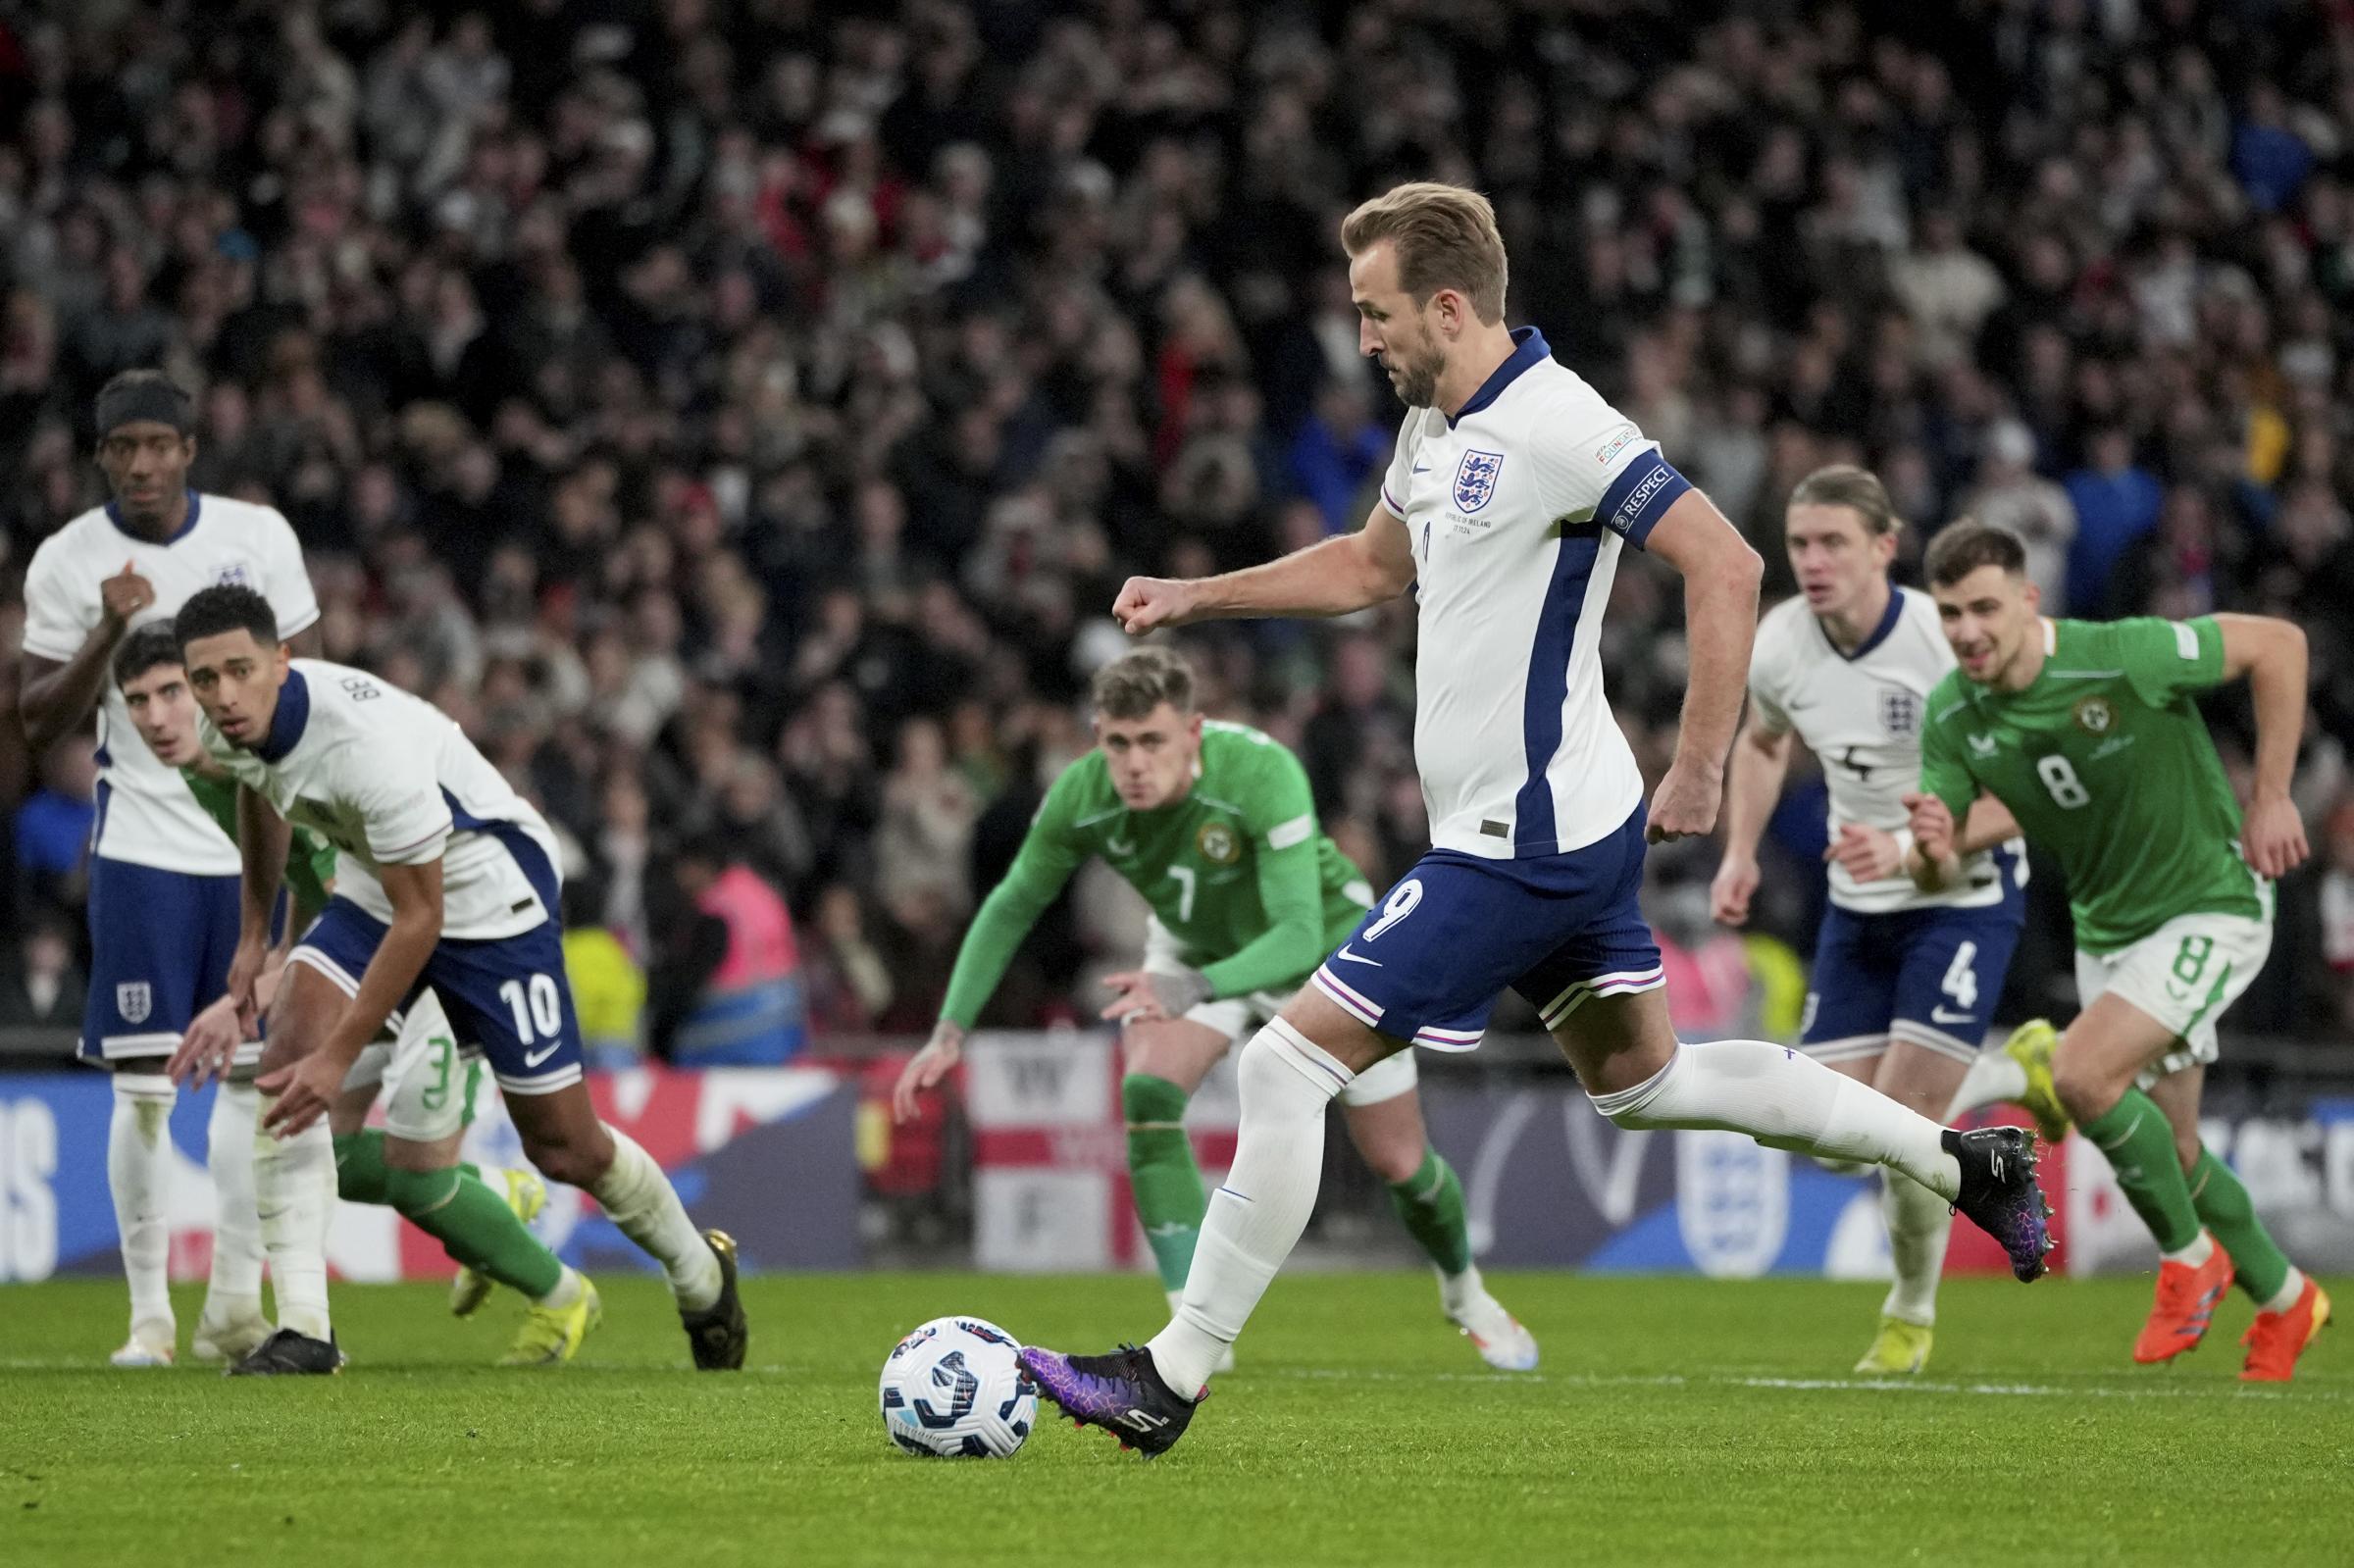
[1123,1074,1207,1292]
[1389,1146,1473,1277]
[2187,1147,2293,1303]
[335,1131,560,1299]
[2079,1089,2202,1253]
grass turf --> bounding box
[1,1272,2346,1567]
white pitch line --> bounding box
[1264,1366,2340,1401]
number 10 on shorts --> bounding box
[498,974,563,1042]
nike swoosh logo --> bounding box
[523,1043,560,1069]
[1930,1007,1974,1025]
[1412,464,1430,474]
[1333,945,1382,968]
[1106,837,1136,855]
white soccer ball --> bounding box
[878,1316,1036,1458]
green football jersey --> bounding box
[940,721,1375,1028]
[182,767,339,925]
[1919,615,2262,953]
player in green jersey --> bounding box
[112,624,599,1366]
[893,647,1538,1371]
[1906,522,2327,1381]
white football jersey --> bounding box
[1379,328,1684,859]
[22,493,320,875]
[201,659,559,940]
[1748,586,2017,913]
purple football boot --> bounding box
[1017,1342,1200,1458]
[1944,1126,2055,1282]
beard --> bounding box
[1385,341,1445,409]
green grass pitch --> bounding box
[2,1272,2347,1566]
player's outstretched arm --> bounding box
[2214,613,2312,877]
[1642,490,1765,841]
[1112,503,1415,633]
[1712,717,1792,926]
[898,784,1090,1122]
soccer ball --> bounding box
[878,1316,1036,1458]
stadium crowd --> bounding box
[4,0,2354,1055]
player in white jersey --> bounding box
[15,371,322,1367]
[1711,466,2030,1374]
[169,583,747,1373]
[1017,183,2052,1456]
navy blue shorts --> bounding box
[288,832,584,1096]
[80,857,247,1065]
[1801,889,2025,1066]
[1309,805,1663,1051]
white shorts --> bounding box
[1142,918,1417,1108]
[2073,890,2273,1085]
[337,987,483,1143]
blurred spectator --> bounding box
[646,834,806,1067]
[0,1,2347,1040]
[15,737,96,912]
[2323,798,2354,1032]
[562,874,645,1072]
[0,912,84,1032]
[2064,429,2166,617]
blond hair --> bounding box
[1090,646,1197,720]
[1341,182,1509,324]
[1787,463,1904,538]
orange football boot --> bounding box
[2240,1279,2330,1383]
[2131,1239,2233,1364]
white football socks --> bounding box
[204,1079,265,1318]
[1148,1020,1346,1396]
[109,1076,177,1339]
[1880,1171,1953,1326]
[1591,1040,1963,1202]
[1945,1051,2029,1119]
[253,1096,334,1340]
[588,1126,720,1312]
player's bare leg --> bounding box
[501,1083,743,1370]
[1554,988,2050,1281]
[1339,1082,1537,1371]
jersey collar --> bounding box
[1817,582,1906,662]
[1447,327,1550,429]
[105,490,202,545]
[256,668,311,764]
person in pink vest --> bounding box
[648,835,807,1066]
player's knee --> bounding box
[1359,1138,1425,1186]
[2049,1057,2115,1123]
[380,1164,458,1217]
[523,1136,606,1190]
[2174,1131,2202,1175]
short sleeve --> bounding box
[2113,616,2224,707]
[257,509,320,639]
[1530,401,1689,550]
[351,751,452,866]
[1918,696,1979,826]
[1745,628,1793,735]
[1377,416,1426,520]
[21,537,92,661]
